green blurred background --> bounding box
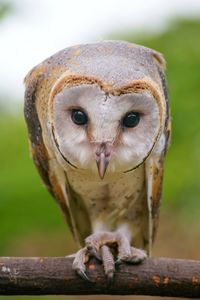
[1,1,200,300]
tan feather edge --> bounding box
[24,68,78,244]
[145,53,171,256]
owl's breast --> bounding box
[66,164,145,230]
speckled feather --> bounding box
[24,41,171,253]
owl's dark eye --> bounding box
[71,109,88,125]
[123,112,140,128]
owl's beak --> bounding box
[96,144,110,179]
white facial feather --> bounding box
[49,84,161,174]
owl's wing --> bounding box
[24,68,53,194]
[24,68,91,247]
[145,64,171,255]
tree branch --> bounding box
[0,256,200,297]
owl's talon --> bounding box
[77,268,91,282]
[129,247,147,263]
[118,247,147,264]
[73,232,147,280]
[72,247,90,281]
[115,258,122,265]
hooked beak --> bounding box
[96,144,110,180]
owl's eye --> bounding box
[123,112,140,128]
[71,109,88,125]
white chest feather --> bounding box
[66,165,146,231]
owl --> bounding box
[24,41,171,280]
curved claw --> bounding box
[107,269,114,282]
[115,258,122,265]
[77,268,92,282]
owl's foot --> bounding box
[72,231,147,281]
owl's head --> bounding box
[49,80,164,179]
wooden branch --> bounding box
[0,256,200,297]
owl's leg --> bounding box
[72,231,146,280]
[72,247,91,281]
[86,231,147,264]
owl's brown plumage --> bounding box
[24,41,171,278]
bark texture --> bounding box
[0,256,200,297]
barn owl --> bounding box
[24,41,171,280]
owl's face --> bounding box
[49,84,161,178]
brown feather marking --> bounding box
[24,69,53,193]
[66,186,92,246]
[49,73,163,104]
[30,142,53,194]
[152,159,164,217]
[164,118,172,154]
[49,174,74,234]
[150,157,164,242]
[150,57,171,242]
